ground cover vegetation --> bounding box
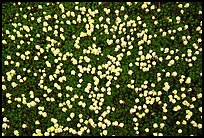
[2,2,202,136]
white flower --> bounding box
[119,123,124,127]
[177,27,182,31]
[123,14,128,20]
[60,34,65,40]
[178,4,183,8]
[23,14,27,19]
[100,123,106,129]
[178,129,182,133]
[163,82,170,91]
[37,17,42,23]
[196,26,201,31]
[34,56,39,60]
[185,77,191,84]
[45,61,51,67]
[121,6,125,11]
[58,93,62,97]
[22,124,27,128]
[84,56,90,63]
[23,25,30,32]
[183,40,188,45]
[197,38,202,43]
[198,124,202,129]
[141,3,147,9]
[35,120,40,125]
[163,48,169,54]
[2,40,7,44]
[154,20,158,25]
[152,61,156,66]
[62,107,67,112]
[102,130,107,136]
[81,102,86,108]
[14,130,19,136]
[105,9,111,15]
[184,3,190,8]
[70,112,75,118]
[165,72,170,77]
[176,16,181,21]
[70,11,75,17]
[172,71,177,76]
[158,133,163,136]
[10,35,15,40]
[162,32,167,36]
[43,21,48,27]
[144,128,149,132]
[107,39,113,45]
[127,2,132,6]
[115,10,119,15]
[51,118,58,124]
[127,51,131,56]
[107,91,111,95]
[2,123,9,129]
[137,16,141,21]
[44,132,50,136]
[11,82,17,88]
[128,70,133,75]
[99,16,104,22]
[3,117,9,122]
[2,85,7,90]
[42,112,47,117]
[38,5,42,9]
[168,59,175,66]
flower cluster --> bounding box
[2,2,202,136]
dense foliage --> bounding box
[2,2,202,136]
